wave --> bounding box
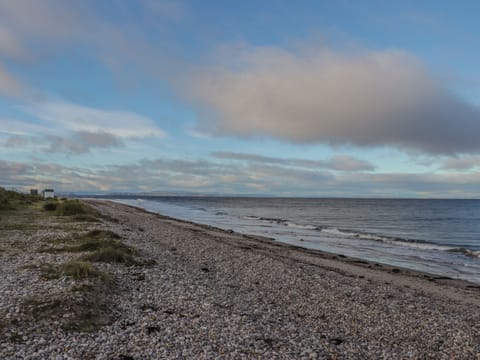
[242,215,288,224]
[448,248,480,259]
[241,214,480,259]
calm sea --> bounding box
[106,197,480,284]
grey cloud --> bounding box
[76,131,123,148]
[1,158,479,197]
[327,155,375,172]
[441,156,480,171]
[0,62,22,96]
[0,25,25,58]
[45,131,124,154]
[0,0,89,42]
[141,0,188,22]
[0,0,190,97]
[212,152,374,171]
[189,46,480,155]
[5,135,30,147]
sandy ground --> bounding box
[1,199,479,359]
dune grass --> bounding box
[22,281,112,332]
[56,200,98,216]
[40,229,133,253]
[43,201,58,211]
[80,247,139,265]
[0,187,41,211]
[38,260,110,281]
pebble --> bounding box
[0,200,479,359]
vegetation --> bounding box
[21,258,113,332]
[43,201,58,211]
[0,187,41,211]
[39,230,134,256]
[22,285,112,332]
[38,261,110,281]
[56,200,99,217]
[0,189,145,334]
[81,247,139,265]
[39,229,141,265]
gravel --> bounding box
[1,199,479,359]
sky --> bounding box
[1,0,480,197]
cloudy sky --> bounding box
[1,0,480,197]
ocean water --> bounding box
[107,196,480,284]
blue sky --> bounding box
[1,0,480,197]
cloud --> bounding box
[0,25,25,58]
[188,45,480,155]
[141,0,188,22]
[0,0,89,43]
[4,135,30,147]
[45,131,124,154]
[25,101,166,138]
[327,155,375,172]
[212,152,374,171]
[0,0,189,94]
[0,63,22,96]
[1,157,479,197]
[441,156,480,171]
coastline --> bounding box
[113,200,480,294]
[1,199,479,358]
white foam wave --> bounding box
[286,222,318,230]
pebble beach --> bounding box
[1,199,480,359]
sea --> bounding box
[103,196,480,284]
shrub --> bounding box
[81,247,138,265]
[61,261,96,279]
[39,261,109,280]
[43,202,58,211]
[56,200,97,216]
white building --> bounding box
[43,189,55,199]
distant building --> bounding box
[43,189,55,199]
[30,189,38,196]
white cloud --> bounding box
[26,101,166,138]
[188,45,480,155]
[0,117,53,136]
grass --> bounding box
[0,187,41,211]
[19,256,114,333]
[0,189,129,334]
[43,201,58,211]
[22,288,112,332]
[38,260,110,281]
[56,200,99,216]
[39,229,133,255]
[72,214,101,222]
[39,229,141,265]
[81,247,139,265]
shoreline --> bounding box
[1,198,479,358]
[105,197,480,286]
[108,199,480,292]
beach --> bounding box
[1,199,479,359]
